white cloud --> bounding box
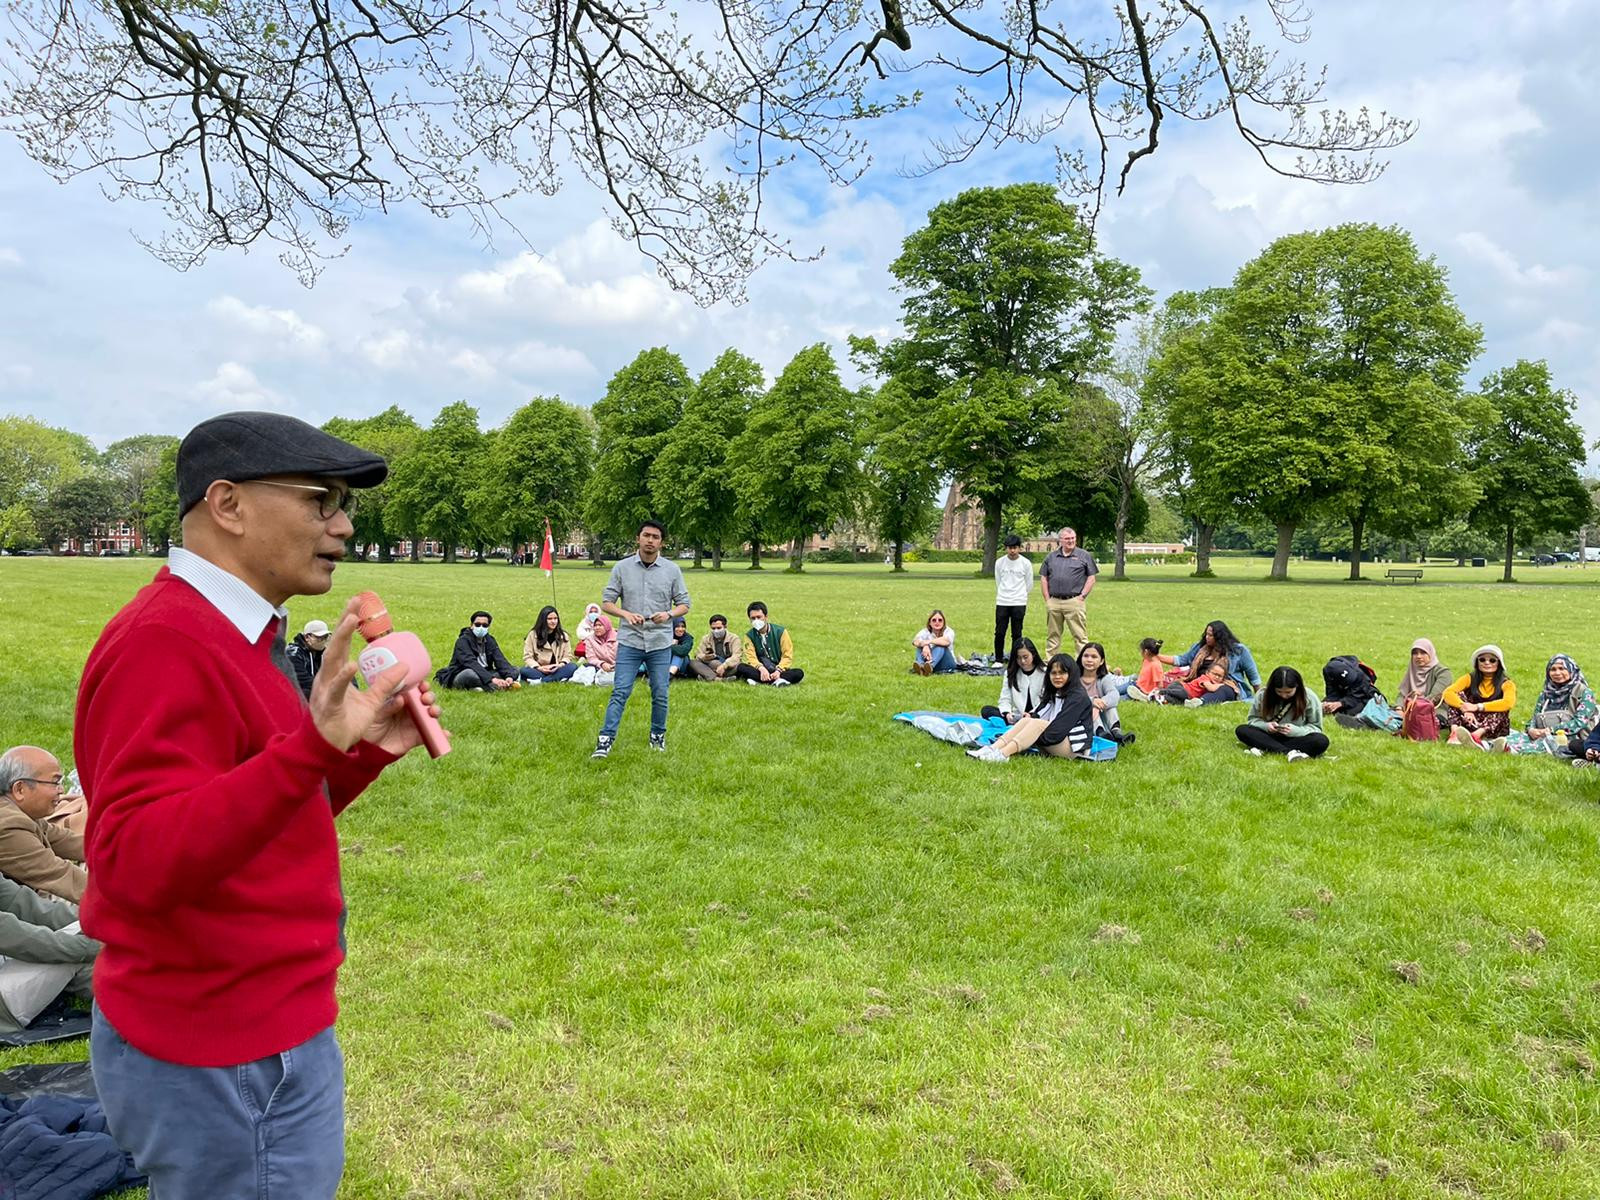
[448,348,497,381]
[192,362,288,411]
[1454,232,1585,291]
[358,329,416,372]
[206,295,328,356]
[0,247,21,269]
[502,340,596,378]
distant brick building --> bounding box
[933,484,1054,554]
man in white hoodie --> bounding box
[992,535,1034,660]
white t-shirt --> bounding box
[994,554,1034,606]
[914,627,956,648]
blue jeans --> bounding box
[518,663,578,684]
[92,1007,344,1200]
[915,644,958,673]
[1197,683,1241,705]
[600,643,671,737]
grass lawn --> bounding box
[2,555,1597,1198]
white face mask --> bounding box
[472,626,489,638]
[750,618,767,632]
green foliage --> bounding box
[1466,360,1592,581]
[140,441,181,553]
[100,434,180,544]
[0,415,97,514]
[859,380,943,570]
[323,406,423,560]
[471,397,592,555]
[863,184,1149,572]
[731,343,860,571]
[0,502,40,551]
[39,473,119,546]
[386,402,483,563]
[652,348,760,559]
[586,348,690,544]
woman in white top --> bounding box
[993,534,1034,660]
[982,637,1044,723]
[911,610,957,675]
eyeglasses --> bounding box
[1476,656,1500,664]
[18,776,64,790]
[240,480,356,519]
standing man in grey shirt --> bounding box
[1039,526,1098,657]
[592,519,691,758]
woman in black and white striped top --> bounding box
[968,654,1094,763]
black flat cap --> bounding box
[178,412,388,514]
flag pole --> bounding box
[541,518,557,607]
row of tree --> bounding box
[2,187,1591,580]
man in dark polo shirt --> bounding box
[1039,526,1098,657]
[75,412,444,1199]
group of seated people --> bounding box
[961,618,1600,767]
[398,601,808,692]
[0,745,97,1037]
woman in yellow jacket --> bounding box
[1440,644,1516,746]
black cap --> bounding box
[177,412,389,515]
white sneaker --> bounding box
[965,747,987,759]
[773,677,791,687]
[747,679,760,686]
[982,746,1009,763]
[1126,685,1148,702]
[1286,750,1310,763]
[1249,747,1264,757]
[1183,698,1203,709]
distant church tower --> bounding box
[934,481,985,551]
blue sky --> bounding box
[1,0,1595,449]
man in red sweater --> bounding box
[75,412,446,1200]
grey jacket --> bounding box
[0,872,99,967]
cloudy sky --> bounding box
[0,0,1595,449]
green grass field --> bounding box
[2,556,1597,1198]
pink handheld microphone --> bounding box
[353,591,451,758]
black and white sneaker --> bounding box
[649,732,667,752]
[591,734,614,759]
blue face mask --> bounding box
[472,626,489,638]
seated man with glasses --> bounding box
[0,745,87,903]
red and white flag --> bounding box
[539,519,555,576]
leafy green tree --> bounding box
[473,397,593,563]
[731,343,859,572]
[101,434,181,547]
[585,348,690,547]
[322,406,422,561]
[651,348,759,570]
[1465,360,1592,582]
[0,416,96,514]
[40,474,119,549]
[860,380,943,572]
[862,183,1149,573]
[141,441,182,553]
[386,402,484,563]
[0,503,41,551]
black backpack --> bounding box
[1322,655,1384,707]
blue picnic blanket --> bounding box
[892,711,1118,759]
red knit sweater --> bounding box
[75,568,396,1067]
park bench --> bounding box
[1384,568,1424,584]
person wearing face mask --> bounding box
[688,615,744,681]
[736,602,805,686]
[435,611,519,691]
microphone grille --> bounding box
[354,591,392,642]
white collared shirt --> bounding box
[167,546,288,643]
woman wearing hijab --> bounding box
[582,615,618,684]
[1398,639,1452,705]
[574,603,603,658]
[668,617,695,678]
[521,606,578,684]
[1495,654,1598,754]
[1439,645,1516,746]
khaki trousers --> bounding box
[1044,597,1088,658]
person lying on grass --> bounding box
[1158,658,1231,707]
[911,610,957,675]
[966,654,1093,763]
[1234,666,1329,761]
[1441,645,1516,747]
[981,637,1044,724]
[1492,654,1597,755]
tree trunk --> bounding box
[692,545,703,569]
[379,541,394,563]
[1193,522,1214,576]
[788,539,804,572]
[588,537,606,569]
[1113,472,1132,580]
[1270,522,1295,580]
[409,534,421,563]
[444,544,457,564]
[1503,522,1515,582]
[893,540,905,572]
[979,499,1002,577]
[712,543,723,571]
[749,535,762,570]
[1348,513,1365,581]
